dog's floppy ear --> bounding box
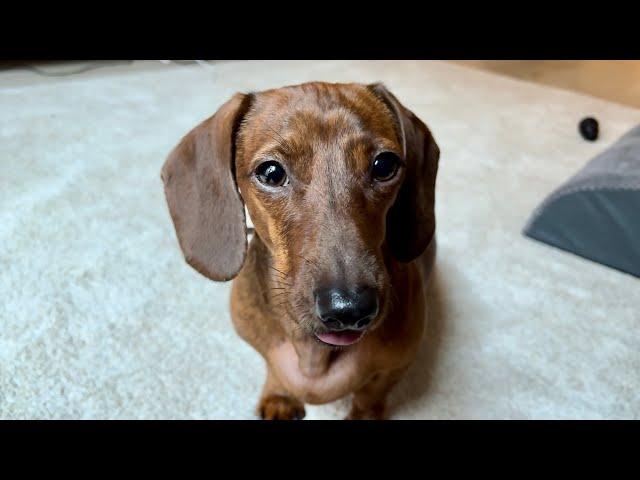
[368,83,440,263]
[161,93,252,281]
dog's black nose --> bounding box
[314,286,379,331]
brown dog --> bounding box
[161,82,439,419]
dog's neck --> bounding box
[292,335,335,378]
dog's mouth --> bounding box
[314,330,365,347]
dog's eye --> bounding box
[256,161,288,187]
[371,152,400,182]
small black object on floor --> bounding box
[579,117,599,141]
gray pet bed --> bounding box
[524,124,640,278]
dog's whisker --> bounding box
[292,252,319,268]
[269,270,288,280]
[268,265,290,277]
[271,277,293,286]
[265,125,290,152]
[268,269,293,287]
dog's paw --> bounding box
[345,402,388,420]
[258,395,306,420]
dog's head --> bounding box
[162,82,439,347]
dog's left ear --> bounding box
[368,83,440,263]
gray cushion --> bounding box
[523,124,640,278]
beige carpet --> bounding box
[1,61,639,419]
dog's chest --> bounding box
[269,341,364,404]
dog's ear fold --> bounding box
[161,93,252,281]
[368,83,440,263]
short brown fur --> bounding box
[162,82,439,419]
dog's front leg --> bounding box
[346,366,408,420]
[257,368,306,420]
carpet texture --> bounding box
[1,60,639,419]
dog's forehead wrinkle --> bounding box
[256,85,382,135]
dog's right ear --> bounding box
[368,83,440,263]
[161,93,252,281]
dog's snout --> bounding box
[314,286,379,331]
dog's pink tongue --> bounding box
[315,330,364,346]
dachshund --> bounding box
[161,82,439,419]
